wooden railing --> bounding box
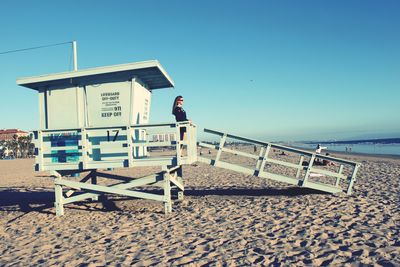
[33,122,197,172]
[198,128,360,195]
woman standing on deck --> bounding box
[172,95,190,140]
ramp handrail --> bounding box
[203,128,359,165]
[198,128,360,195]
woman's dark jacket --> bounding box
[173,107,188,122]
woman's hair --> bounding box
[172,95,183,114]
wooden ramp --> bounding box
[198,129,360,195]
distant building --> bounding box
[0,129,29,141]
[152,133,176,142]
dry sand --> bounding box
[0,152,399,266]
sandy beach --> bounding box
[0,152,399,266]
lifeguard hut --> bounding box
[17,60,197,215]
[17,59,361,216]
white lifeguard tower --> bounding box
[17,59,361,216]
[17,60,197,215]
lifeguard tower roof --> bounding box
[17,60,174,90]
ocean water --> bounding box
[292,143,400,156]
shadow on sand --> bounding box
[0,186,327,219]
[183,187,328,197]
[0,189,122,222]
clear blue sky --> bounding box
[0,1,399,141]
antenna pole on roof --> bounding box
[72,41,78,71]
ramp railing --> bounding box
[198,128,360,195]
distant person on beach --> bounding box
[314,153,334,166]
[315,144,327,154]
[172,95,190,141]
[322,153,334,166]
